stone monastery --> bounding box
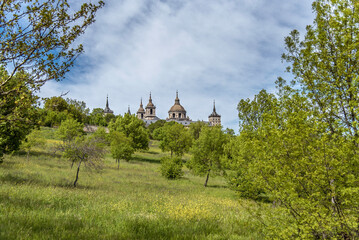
[104,91,221,127]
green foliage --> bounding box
[21,129,47,159]
[147,119,166,139]
[109,114,149,151]
[89,126,109,147]
[57,119,84,142]
[110,131,135,168]
[189,121,207,140]
[88,108,107,126]
[230,1,359,237]
[158,122,192,157]
[187,126,228,187]
[44,96,68,112]
[0,67,39,158]
[41,97,90,126]
[1,0,104,86]
[160,156,184,180]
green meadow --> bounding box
[0,128,266,240]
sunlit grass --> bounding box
[0,128,266,239]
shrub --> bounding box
[160,157,183,180]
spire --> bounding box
[175,90,180,104]
[127,105,131,115]
[106,94,109,109]
[140,98,143,108]
[213,100,216,112]
[149,92,152,103]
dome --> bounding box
[168,91,186,113]
[169,104,186,112]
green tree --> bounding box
[21,129,46,160]
[0,68,39,159]
[61,137,105,187]
[1,0,104,158]
[109,114,149,151]
[147,119,166,139]
[89,108,107,126]
[159,122,192,157]
[57,119,84,142]
[110,131,135,169]
[189,121,207,140]
[231,1,359,238]
[44,97,68,112]
[187,126,228,187]
[160,156,184,180]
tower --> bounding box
[104,95,114,115]
[136,98,145,119]
[144,92,157,120]
[208,100,221,126]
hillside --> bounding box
[0,128,264,240]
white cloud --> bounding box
[39,0,314,132]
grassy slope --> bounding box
[0,128,264,240]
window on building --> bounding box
[179,113,181,118]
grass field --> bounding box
[0,128,267,239]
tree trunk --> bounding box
[204,170,210,187]
[117,159,120,170]
[73,161,82,187]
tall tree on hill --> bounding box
[109,114,149,151]
[159,122,192,157]
[187,126,228,187]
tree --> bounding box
[147,119,166,139]
[0,68,39,159]
[230,1,359,238]
[61,137,105,187]
[0,0,104,158]
[109,114,149,151]
[21,129,46,160]
[57,118,84,142]
[189,121,207,140]
[88,108,107,126]
[187,126,228,187]
[160,156,184,180]
[1,0,104,93]
[110,131,135,169]
[159,122,192,157]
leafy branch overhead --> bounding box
[0,0,104,93]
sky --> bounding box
[39,0,314,132]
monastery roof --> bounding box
[169,91,186,113]
[137,98,145,113]
[208,100,220,118]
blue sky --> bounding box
[39,0,314,132]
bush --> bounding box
[160,157,183,180]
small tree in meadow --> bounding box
[61,136,105,187]
[21,129,46,159]
[187,126,228,187]
[110,131,135,169]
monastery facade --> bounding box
[136,91,221,127]
[103,91,221,127]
